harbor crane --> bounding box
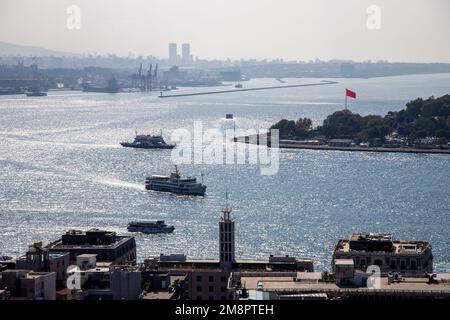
[153,63,158,88]
[146,64,152,91]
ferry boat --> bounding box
[121,132,175,149]
[127,220,174,234]
[145,166,207,196]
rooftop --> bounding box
[351,233,393,242]
[240,274,450,293]
[334,233,430,254]
[141,291,174,300]
[147,256,313,273]
[46,229,134,250]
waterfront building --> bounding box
[0,270,56,300]
[332,233,433,277]
[45,229,136,265]
[143,254,313,300]
[63,254,142,300]
[230,271,450,300]
[142,197,313,300]
[15,242,70,288]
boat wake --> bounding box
[0,159,144,192]
[91,176,145,191]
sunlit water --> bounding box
[1,75,449,271]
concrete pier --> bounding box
[158,80,338,98]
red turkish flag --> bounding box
[346,89,356,99]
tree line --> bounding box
[270,94,450,143]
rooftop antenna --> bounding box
[222,190,232,220]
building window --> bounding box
[196,286,202,292]
[390,260,397,269]
[360,259,366,268]
[221,296,227,300]
[196,275,202,282]
[400,261,406,270]
[196,296,202,300]
[220,276,226,282]
[209,296,214,301]
[208,286,214,292]
[209,276,214,282]
[221,286,226,293]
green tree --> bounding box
[319,110,362,138]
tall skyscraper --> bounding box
[168,43,177,65]
[181,43,192,65]
[219,193,235,270]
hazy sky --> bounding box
[1,0,449,62]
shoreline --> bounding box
[236,136,450,155]
[277,143,450,154]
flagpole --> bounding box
[345,92,347,110]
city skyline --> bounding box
[1,0,450,63]
[1,0,450,307]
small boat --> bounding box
[127,220,174,234]
[26,91,47,97]
[235,83,243,88]
[225,114,234,120]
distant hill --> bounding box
[0,41,78,57]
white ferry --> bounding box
[127,220,174,234]
[145,166,206,196]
